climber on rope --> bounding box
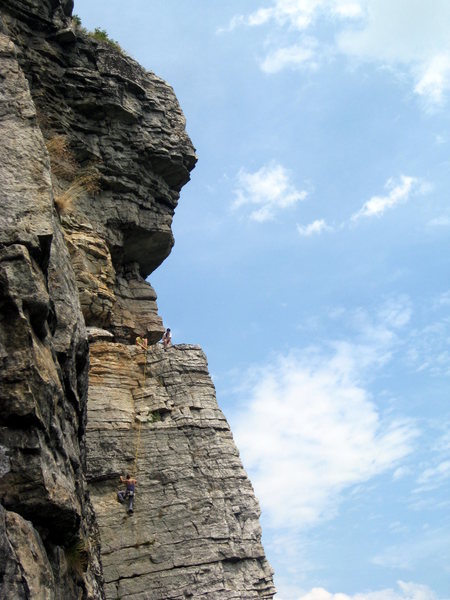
[162,328,172,351]
[117,473,137,514]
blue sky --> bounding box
[75,2,450,598]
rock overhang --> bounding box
[0,0,275,597]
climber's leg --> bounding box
[128,492,134,513]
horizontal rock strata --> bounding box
[1,0,196,345]
[87,343,275,599]
[0,0,276,597]
[0,22,103,599]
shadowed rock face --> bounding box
[0,22,103,598]
[0,0,276,597]
[1,0,197,344]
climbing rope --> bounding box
[132,417,142,478]
[135,337,148,387]
[132,336,148,478]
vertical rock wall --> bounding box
[0,0,276,597]
[0,21,103,599]
[86,343,275,598]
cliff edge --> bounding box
[0,1,275,598]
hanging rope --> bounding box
[132,336,148,477]
[135,336,148,387]
[132,417,142,478]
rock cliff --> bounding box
[0,1,275,598]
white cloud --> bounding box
[225,0,450,107]
[372,530,450,572]
[225,0,361,71]
[377,296,412,329]
[297,218,332,236]
[261,41,317,73]
[392,465,412,481]
[412,428,450,494]
[434,291,450,307]
[233,326,417,529]
[346,296,412,359]
[232,162,307,222]
[337,1,435,63]
[231,0,363,32]
[414,54,450,107]
[332,1,363,18]
[351,176,421,221]
[406,316,450,377]
[433,428,450,453]
[230,298,417,549]
[337,1,450,108]
[238,0,321,31]
[300,176,429,233]
[415,460,450,493]
[428,216,450,228]
[297,580,438,600]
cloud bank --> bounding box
[233,300,418,529]
[298,580,438,600]
[225,0,450,108]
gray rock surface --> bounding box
[0,20,103,599]
[86,343,275,599]
[0,0,276,597]
[0,505,55,600]
[1,0,196,345]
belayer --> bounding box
[136,336,148,350]
[117,473,137,514]
[162,328,172,350]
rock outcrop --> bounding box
[0,0,275,598]
[0,19,103,598]
[87,343,274,599]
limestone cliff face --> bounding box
[0,0,275,598]
[0,12,103,598]
[87,343,274,599]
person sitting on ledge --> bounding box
[135,336,148,350]
[117,473,137,514]
[162,328,172,351]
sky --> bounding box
[74,2,450,598]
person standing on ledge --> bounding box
[162,328,172,351]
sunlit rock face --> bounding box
[86,342,275,599]
[0,0,275,597]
